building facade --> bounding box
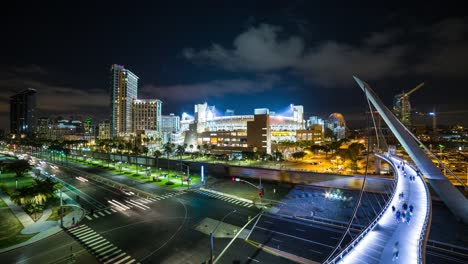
[131,99,162,133]
[10,88,37,137]
[98,120,111,140]
[110,64,138,137]
[36,117,50,139]
[161,113,181,144]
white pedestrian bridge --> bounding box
[325,153,430,264]
[323,76,468,263]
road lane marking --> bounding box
[272,238,282,242]
[296,228,306,232]
[105,210,112,214]
[93,214,99,218]
[85,215,93,220]
[98,211,106,216]
[308,248,322,254]
[248,257,260,263]
[110,208,117,213]
[125,259,136,264]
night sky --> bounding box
[1,1,467,130]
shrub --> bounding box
[165,181,174,186]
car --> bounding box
[120,188,135,196]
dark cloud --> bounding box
[184,23,406,87]
[414,18,468,77]
[184,18,468,88]
[12,65,47,74]
[183,24,304,71]
[0,77,108,115]
[141,74,280,102]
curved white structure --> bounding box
[328,154,430,263]
[353,76,467,223]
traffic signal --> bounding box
[231,177,235,182]
[258,187,264,197]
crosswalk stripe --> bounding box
[80,233,99,241]
[94,244,115,254]
[104,252,126,263]
[126,259,136,264]
[84,235,103,244]
[105,210,112,214]
[70,225,89,233]
[85,215,93,220]
[111,208,117,213]
[76,230,96,238]
[88,238,108,249]
[73,229,93,237]
[98,212,106,216]
[93,214,99,218]
[114,255,131,264]
[100,248,122,260]
[70,227,90,235]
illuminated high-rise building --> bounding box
[132,99,162,133]
[110,64,138,137]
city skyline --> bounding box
[1,1,467,131]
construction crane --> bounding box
[393,82,424,126]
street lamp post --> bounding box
[210,210,237,264]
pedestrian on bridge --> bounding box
[392,241,399,261]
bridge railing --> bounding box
[404,160,432,264]
[324,152,398,264]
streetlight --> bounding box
[210,210,237,264]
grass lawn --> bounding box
[0,197,7,208]
[46,206,73,221]
[0,173,34,194]
[0,208,35,249]
[67,156,202,190]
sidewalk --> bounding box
[0,190,35,227]
[0,190,83,253]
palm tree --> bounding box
[163,143,173,169]
[6,160,32,178]
[153,150,162,169]
[176,145,185,160]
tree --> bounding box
[291,151,306,160]
[308,144,322,155]
[163,143,174,169]
[6,160,31,178]
[176,145,185,160]
[189,144,194,153]
[321,145,331,158]
[153,150,162,169]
